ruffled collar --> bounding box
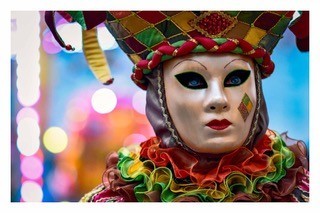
[113,129,303,201]
[139,130,277,187]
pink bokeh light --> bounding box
[42,30,62,54]
[47,165,77,198]
[20,156,43,180]
[16,107,39,125]
[123,133,147,146]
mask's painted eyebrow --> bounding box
[224,59,251,70]
[172,59,207,70]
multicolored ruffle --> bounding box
[115,130,299,202]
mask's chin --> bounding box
[182,135,245,154]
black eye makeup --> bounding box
[224,69,251,87]
[175,72,208,90]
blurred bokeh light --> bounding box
[43,127,68,154]
[91,88,117,114]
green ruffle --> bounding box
[117,132,295,202]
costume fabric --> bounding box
[80,130,308,202]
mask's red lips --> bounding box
[206,119,232,130]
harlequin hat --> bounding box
[45,11,309,90]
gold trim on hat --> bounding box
[209,45,219,52]
[243,49,256,55]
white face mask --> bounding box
[163,53,257,154]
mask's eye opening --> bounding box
[224,69,250,87]
[175,72,208,90]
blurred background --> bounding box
[10,11,309,202]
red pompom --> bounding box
[65,44,74,51]
[104,78,114,85]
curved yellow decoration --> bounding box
[82,28,113,84]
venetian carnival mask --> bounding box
[45,11,307,155]
[163,53,257,154]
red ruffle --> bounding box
[140,135,273,187]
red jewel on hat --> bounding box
[197,13,233,35]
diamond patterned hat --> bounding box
[45,11,309,89]
[106,11,289,60]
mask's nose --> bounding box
[204,80,229,113]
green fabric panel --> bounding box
[255,58,263,64]
[156,21,182,38]
[172,40,186,47]
[66,11,86,29]
[146,52,154,60]
[237,11,263,25]
[232,47,243,54]
[259,34,280,54]
[191,45,206,53]
[161,55,173,62]
[135,28,165,47]
[214,38,228,45]
[271,17,291,35]
[224,11,240,17]
[106,12,117,21]
[143,69,152,75]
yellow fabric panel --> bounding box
[244,27,267,46]
[120,14,150,34]
[82,28,112,84]
[129,54,142,64]
[171,12,197,32]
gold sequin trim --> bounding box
[301,194,309,202]
[172,49,179,56]
[228,38,239,45]
[155,50,163,56]
[243,49,255,55]
[157,69,183,147]
[244,64,261,146]
[260,64,269,68]
[209,45,219,52]
[189,38,198,44]
[147,61,153,70]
